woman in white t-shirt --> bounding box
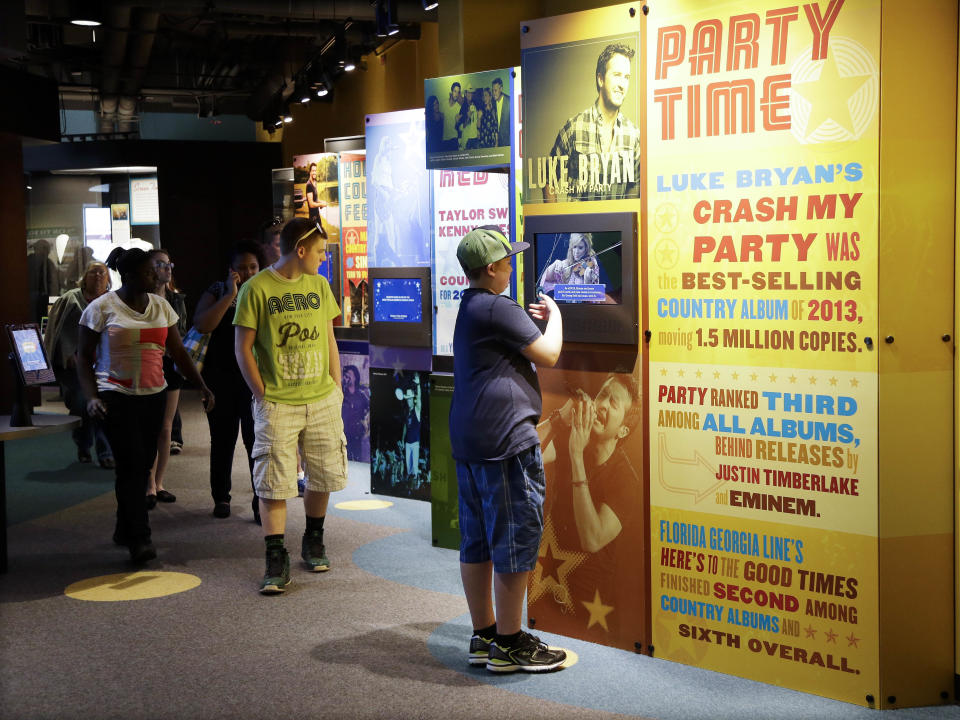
[77,247,214,565]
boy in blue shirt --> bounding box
[449,226,565,672]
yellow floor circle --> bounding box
[557,649,579,669]
[65,571,201,602]
[335,499,394,511]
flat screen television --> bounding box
[367,267,432,347]
[6,323,56,385]
[524,213,638,345]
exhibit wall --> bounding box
[520,2,650,655]
[643,0,954,708]
[366,109,432,268]
[432,169,510,356]
[339,150,369,326]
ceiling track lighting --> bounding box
[422,0,439,10]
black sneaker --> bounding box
[260,547,291,594]
[486,632,566,673]
[213,502,230,518]
[468,632,495,666]
[128,541,157,565]
[301,530,330,572]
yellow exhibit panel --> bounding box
[647,0,955,708]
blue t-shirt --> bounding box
[449,288,543,461]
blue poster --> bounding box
[366,110,431,268]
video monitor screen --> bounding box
[372,278,423,323]
[534,231,622,304]
[12,327,49,372]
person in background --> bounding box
[193,240,262,521]
[457,85,479,150]
[478,87,498,149]
[449,226,565,673]
[305,162,326,222]
[401,375,422,487]
[442,81,463,151]
[77,247,213,564]
[44,261,114,468]
[341,364,369,461]
[492,77,510,148]
[234,217,347,594]
[426,95,444,153]
[260,221,283,266]
[145,248,186,509]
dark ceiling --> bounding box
[3,1,434,131]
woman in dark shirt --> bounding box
[192,240,263,520]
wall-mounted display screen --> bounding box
[524,213,638,345]
[534,231,622,305]
[367,266,432,348]
[373,278,423,323]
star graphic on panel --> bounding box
[731,372,739,380]
[369,345,387,367]
[769,374,778,382]
[537,543,566,585]
[804,625,817,639]
[792,50,872,137]
[829,377,838,386]
[808,375,817,385]
[677,369,685,378]
[825,628,838,644]
[528,520,587,606]
[398,123,426,164]
[695,370,703,378]
[654,204,680,233]
[392,358,407,378]
[655,239,679,270]
[846,632,860,648]
[581,589,615,631]
[713,371,721,380]
[788,374,797,384]
[750,372,758,382]
[660,368,668,377]
[850,378,860,388]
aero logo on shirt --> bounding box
[267,292,323,314]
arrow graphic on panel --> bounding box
[656,433,721,504]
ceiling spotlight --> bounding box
[316,86,329,97]
[344,59,356,72]
[376,0,400,37]
[300,93,311,104]
[283,113,294,123]
[423,0,438,9]
[69,0,103,25]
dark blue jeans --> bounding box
[100,391,165,544]
[58,368,112,461]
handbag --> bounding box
[177,326,211,375]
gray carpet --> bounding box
[1,390,957,720]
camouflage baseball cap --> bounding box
[456,226,529,272]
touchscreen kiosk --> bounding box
[6,323,56,426]
[367,267,432,348]
[524,213,638,344]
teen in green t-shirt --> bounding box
[235,217,348,594]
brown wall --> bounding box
[0,133,30,412]
[280,24,440,163]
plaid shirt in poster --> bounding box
[549,101,641,201]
